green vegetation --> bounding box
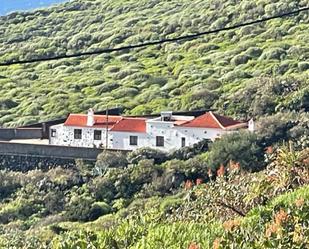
[0,0,308,247]
[0,0,308,127]
[0,142,308,248]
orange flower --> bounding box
[265,222,281,238]
[185,180,193,190]
[229,160,241,171]
[223,219,240,231]
[265,146,274,154]
[265,209,289,238]
[267,175,278,182]
[217,164,225,177]
[274,209,288,225]
[196,178,203,185]
[213,238,220,249]
[295,198,304,208]
[188,242,200,249]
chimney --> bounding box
[87,108,95,126]
[161,111,173,121]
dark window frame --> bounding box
[74,129,82,139]
[129,135,138,146]
[94,130,102,140]
[51,129,56,137]
[181,137,186,147]
[156,136,164,147]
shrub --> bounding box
[205,78,222,90]
[89,177,117,203]
[160,196,183,214]
[298,62,309,71]
[96,82,120,94]
[88,202,112,220]
[65,194,97,222]
[95,151,128,175]
[260,48,287,60]
[245,47,263,58]
[168,139,210,161]
[195,44,219,55]
[0,171,21,200]
[207,131,265,172]
[0,99,18,109]
[127,147,168,165]
[231,54,250,66]
[184,89,218,110]
[255,112,295,146]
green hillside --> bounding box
[0,0,308,127]
[0,1,308,248]
[0,144,308,248]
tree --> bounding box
[207,131,265,172]
[94,151,128,176]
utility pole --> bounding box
[105,106,109,149]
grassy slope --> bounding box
[0,0,308,126]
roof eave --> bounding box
[224,123,248,130]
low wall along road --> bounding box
[0,141,104,160]
[0,141,129,171]
[0,128,43,140]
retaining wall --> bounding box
[0,141,106,160]
[0,154,78,172]
[0,142,129,171]
[0,128,43,140]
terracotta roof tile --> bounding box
[110,118,146,133]
[181,112,243,129]
[64,114,122,128]
[212,112,243,128]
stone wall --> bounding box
[0,141,106,160]
[0,154,79,172]
[50,125,109,148]
[0,128,43,140]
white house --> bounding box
[49,109,249,151]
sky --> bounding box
[0,0,68,16]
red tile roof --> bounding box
[110,118,146,133]
[180,111,244,129]
[64,114,122,128]
[63,112,244,132]
[212,112,244,128]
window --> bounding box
[94,130,102,140]
[129,135,138,145]
[181,137,186,147]
[51,129,56,137]
[156,136,164,147]
[74,129,82,139]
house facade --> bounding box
[49,109,250,151]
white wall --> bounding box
[50,120,239,151]
[49,124,65,146]
[146,120,178,151]
[145,120,229,151]
[49,124,110,148]
[111,131,148,150]
[173,127,228,146]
